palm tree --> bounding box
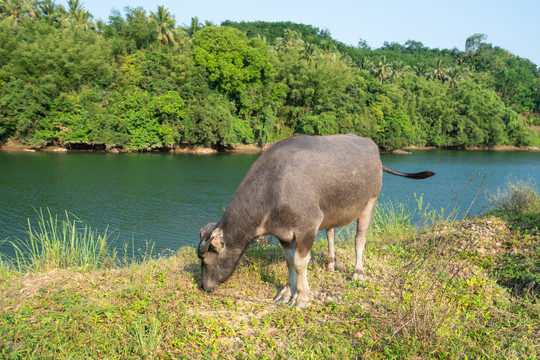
[374,56,392,84]
[95,18,106,33]
[275,29,303,52]
[320,40,336,55]
[256,34,268,44]
[149,5,176,45]
[37,0,65,25]
[63,0,94,29]
[185,16,201,37]
[359,57,373,71]
[338,53,354,67]
[414,63,427,77]
[302,42,317,63]
[0,0,36,25]
[429,57,447,81]
[447,67,465,89]
[391,61,410,79]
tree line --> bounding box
[0,1,538,150]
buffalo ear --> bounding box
[210,228,225,253]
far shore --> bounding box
[1,139,538,154]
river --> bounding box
[0,150,538,255]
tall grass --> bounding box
[487,177,540,214]
[370,200,414,237]
[9,208,117,273]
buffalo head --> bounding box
[198,222,242,292]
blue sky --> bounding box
[60,0,540,66]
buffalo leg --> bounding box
[289,229,317,308]
[273,241,296,304]
[274,228,317,308]
[353,197,378,281]
[326,228,340,271]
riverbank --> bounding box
[0,139,268,154]
[1,206,538,358]
[402,144,540,151]
[1,139,539,154]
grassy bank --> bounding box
[0,184,538,359]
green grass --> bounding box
[3,208,117,275]
[0,189,538,359]
[370,200,415,239]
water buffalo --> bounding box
[198,134,434,307]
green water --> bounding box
[0,150,538,254]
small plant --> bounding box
[415,193,448,229]
[130,316,163,358]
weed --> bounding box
[130,316,163,358]
[415,193,448,229]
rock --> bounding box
[390,149,412,155]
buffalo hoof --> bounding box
[352,270,365,282]
[289,293,310,308]
[273,285,292,304]
[326,261,341,272]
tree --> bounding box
[95,18,105,33]
[414,63,427,77]
[358,57,373,71]
[276,29,304,51]
[391,61,409,79]
[0,17,537,149]
[447,67,465,89]
[0,0,36,25]
[37,0,65,26]
[185,16,202,37]
[185,92,239,146]
[63,0,94,30]
[428,57,447,81]
[302,42,317,63]
[149,5,175,45]
[106,7,153,51]
[357,38,370,50]
[374,56,392,84]
[192,26,272,97]
[404,40,426,53]
[465,33,487,54]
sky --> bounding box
[59,0,540,66]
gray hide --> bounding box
[198,134,434,307]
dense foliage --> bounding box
[0,2,538,150]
